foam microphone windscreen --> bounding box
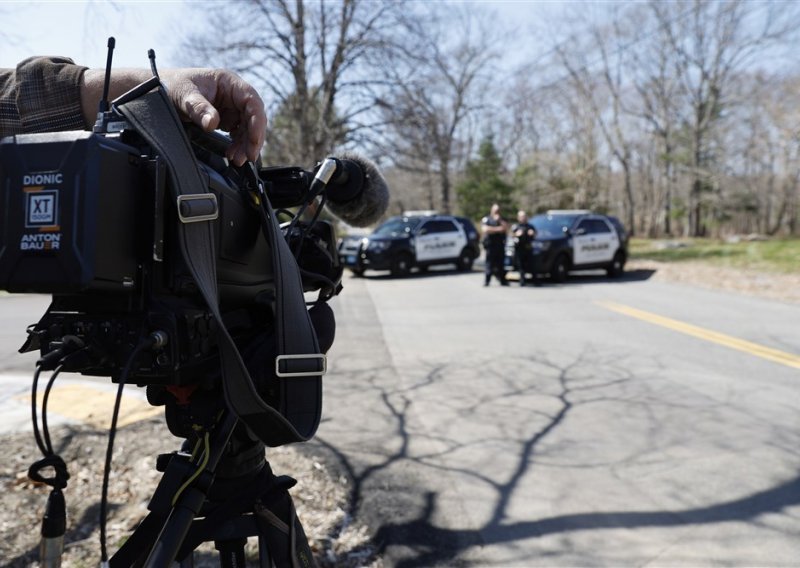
[325,152,389,227]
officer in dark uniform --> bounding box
[511,210,539,286]
[481,203,509,286]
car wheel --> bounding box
[391,253,412,277]
[550,254,569,283]
[457,248,474,272]
[350,267,365,277]
[607,251,626,277]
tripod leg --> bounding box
[143,413,239,567]
[254,498,315,568]
[216,538,247,568]
[258,533,272,567]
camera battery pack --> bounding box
[0,131,142,293]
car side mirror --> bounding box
[418,228,428,235]
[575,227,587,236]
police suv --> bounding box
[338,213,479,277]
[506,210,628,282]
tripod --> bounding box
[109,411,315,567]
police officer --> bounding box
[512,210,539,286]
[481,203,509,286]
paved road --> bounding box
[314,266,800,566]
[1,266,798,566]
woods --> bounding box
[181,0,800,236]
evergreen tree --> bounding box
[456,137,516,220]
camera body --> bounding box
[0,126,338,385]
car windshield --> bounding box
[530,214,580,238]
[373,217,421,237]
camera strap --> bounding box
[118,88,322,447]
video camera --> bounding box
[0,117,339,379]
[0,42,390,566]
[0,51,387,447]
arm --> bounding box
[1,57,266,166]
[0,57,86,137]
[481,220,508,234]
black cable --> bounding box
[291,193,328,259]
[31,337,86,457]
[29,353,80,567]
[284,179,327,245]
[31,365,48,456]
[41,365,65,456]
[276,208,294,221]
[99,337,155,563]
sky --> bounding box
[0,0,558,71]
[1,1,192,69]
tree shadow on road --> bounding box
[313,346,800,566]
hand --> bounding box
[162,68,267,166]
[82,67,267,166]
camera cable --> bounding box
[40,364,66,455]
[31,336,85,455]
[170,430,211,507]
[30,365,50,456]
[29,363,71,568]
[276,201,329,264]
[99,332,165,565]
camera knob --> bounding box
[149,330,169,349]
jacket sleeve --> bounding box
[0,56,88,137]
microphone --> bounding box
[323,152,389,227]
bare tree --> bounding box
[181,0,399,165]
[651,0,798,236]
[627,3,685,236]
[373,6,499,214]
[506,0,800,237]
[727,72,800,235]
[555,10,639,234]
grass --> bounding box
[629,237,800,274]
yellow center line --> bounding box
[17,384,162,429]
[596,301,800,370]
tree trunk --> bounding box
[439,153,451,214]
[622,159,635,237]
[664,142,673,237]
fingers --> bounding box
[217,71,266,165]
[167,68,267,167]
[181,90,221,133]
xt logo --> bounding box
[25,190,59,228]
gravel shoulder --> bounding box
[0,419,380,567]
[628,259,800,304]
